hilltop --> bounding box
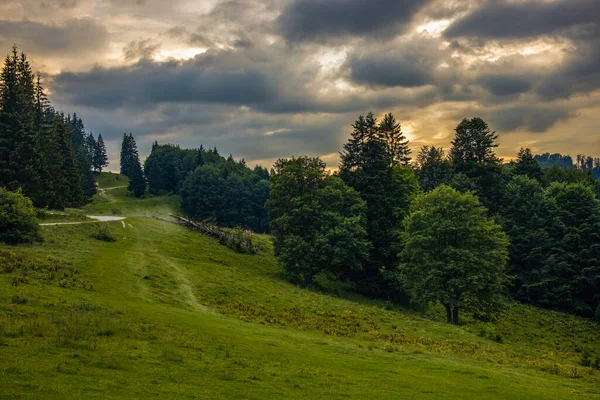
[0,172,599,399]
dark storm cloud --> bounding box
[535,41,600,101]
[489,106,572,133]
[346,53,434,88]
[342,36,443,88]
[476,75,533,97]
[445,0,600,39]
[52,58,279,110]
[0,18,109,55]
[276,0,432,43]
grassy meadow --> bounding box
[0,173,599,399]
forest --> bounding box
[2,48,600,325]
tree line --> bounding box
[121,140,271,233]
[0,47,108,210]
[268,115,600,323]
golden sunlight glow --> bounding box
[416,20,452,36]
[153,47,207,61]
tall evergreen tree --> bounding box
[69,114,96,200]
[0,47,38,198]
[415,145,452,191]
[514,147,542,181]
[378,113,411,166]
[339,113,409,295]
[94,134,109,172]
[449,118,506,213]
[120,133,139,177]
[57,113,82,207]
[128,158,146,198]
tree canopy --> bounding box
[398,185,510,324]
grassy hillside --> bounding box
[1,173,599,399]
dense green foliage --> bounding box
[121,134,146,197]
[449,118,507,213]
[267,157,369,284]
[181,159,270,232]
[119,133,139,177]
[514,147,543,181]
[0,47,99,209]
[415,145,452,191]
[398,186,509,324]
[0,187,40,244]
[339,112,418,294]
[144,144,216,193]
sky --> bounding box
[1,0,599,170]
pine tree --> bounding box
[196,147,204,167]
[120,133,130,176]
[0,47,38,199]
[449,118,506,213]
[31,73,54,207]
[128,158,146,198]
[94,134,109,172]
[120,133,139,177]
[450,118,500,166]
[57,113,82,207]
[514,148,543,181]
[415,145,452,191]
[339,113,407,295]
[378,113,411,166]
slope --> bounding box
[0,173,599,399]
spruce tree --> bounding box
[449,118,506,213]
[514,147,542,181]
[378,113,411,166]
[57,113,82,207]
[415,145,452,191]
[339,113,407,295]
[0,47,38,199]
[120,133,139,177]
[128,158,146,198]
[94,134,109,172]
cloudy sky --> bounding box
[1,0,599,169]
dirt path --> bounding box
[40,216,126,226]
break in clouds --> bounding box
[1,0,599,168]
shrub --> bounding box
[0,187,41,244]
[90,225,116,242]
[595,305,600,324]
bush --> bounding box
[90,225,116,242]
[595,305,600,324]
[0,187,41,244]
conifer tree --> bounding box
[57,113,82,207]
[514,147,543,181]
[415,145,452,191]
[0,47,38,199]
[339,113,409,295]
[378,113,411,166]
[94,134,109,172]
[449,118,506,213]
[127,158,146,198]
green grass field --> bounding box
[1,173,599,399]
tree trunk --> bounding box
[452,307,459,325]
[444,304,452,324]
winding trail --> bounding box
[40,216,126,226]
